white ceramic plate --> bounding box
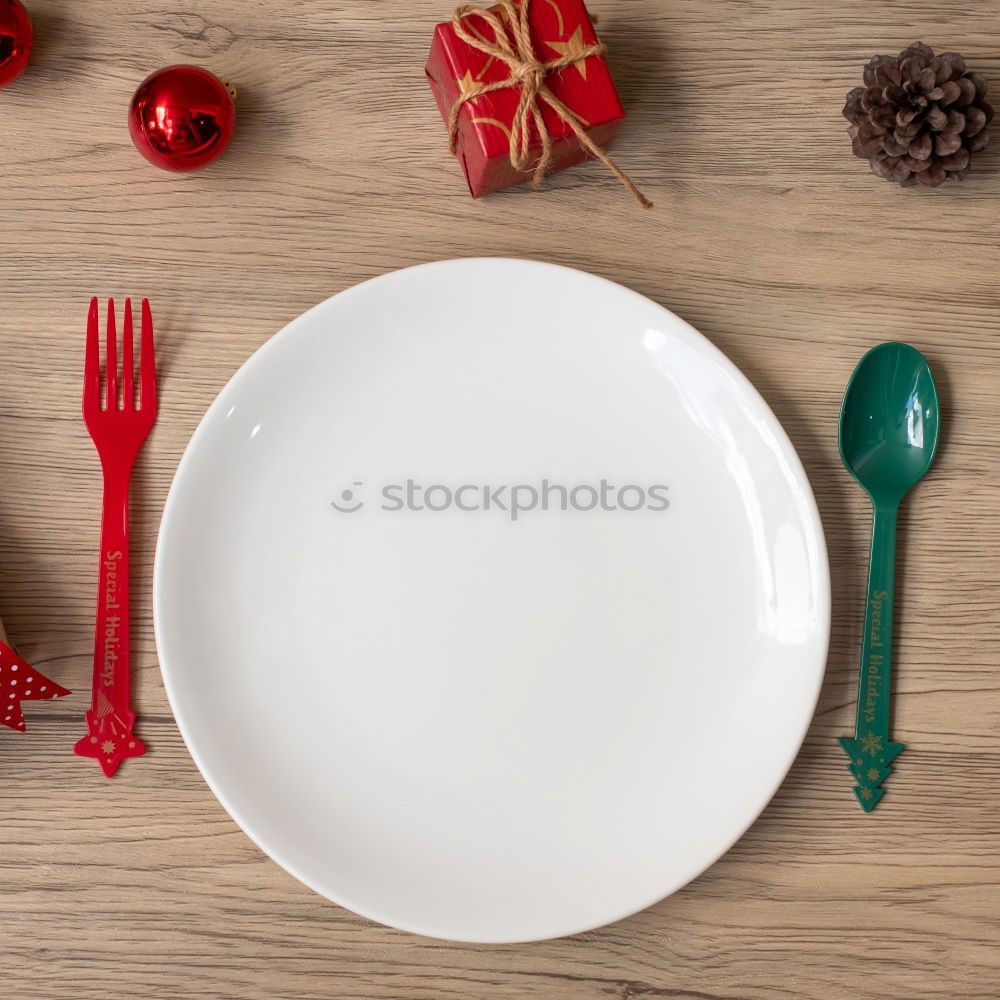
[155,259,829,943]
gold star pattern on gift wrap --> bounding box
[867,768,880,782]
[456,71,481,100]
[544,25,592,80]
[860,732,882,755]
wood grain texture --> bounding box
[1,1,999,997]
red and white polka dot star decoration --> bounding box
[0,642,70,731]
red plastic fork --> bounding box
[73,298,157,776]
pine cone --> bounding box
[844,42,993,187]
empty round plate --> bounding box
[154,259,830,942]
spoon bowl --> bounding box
[839,342,940,507]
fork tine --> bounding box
[84,298,100,412]
[105,299,118,411]
[140,299,157,412]
[123,299,135,410]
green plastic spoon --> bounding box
[837,343,940,812]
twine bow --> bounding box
[447,0,652,208]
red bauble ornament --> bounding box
[128,65,236,172]
[0,0,33,87]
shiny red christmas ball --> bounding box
[0,0,33,87]
[128,65,236,172]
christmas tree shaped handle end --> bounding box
[838,735,905,812]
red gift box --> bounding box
[426,0,639,201]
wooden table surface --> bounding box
[2,1,999,997]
